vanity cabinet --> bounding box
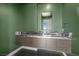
[16,35,71,53]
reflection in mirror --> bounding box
[41,12,52,33]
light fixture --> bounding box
[42,12,51,17]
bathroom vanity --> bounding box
[16,34,71,53]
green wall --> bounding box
[23,4,37,32]
[0,4,23,55]
[23,3,63,32]
[62,4,79,55]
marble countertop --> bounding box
[26,35,71,40]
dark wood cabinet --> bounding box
[16,35,71,53]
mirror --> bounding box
[41,12,52,33]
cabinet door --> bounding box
[65,40,71,53]
[16,36,34,47]
[56,39,71,53]
[22,37,34,47]
[46,38,57,51]
[32,37,45,49]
